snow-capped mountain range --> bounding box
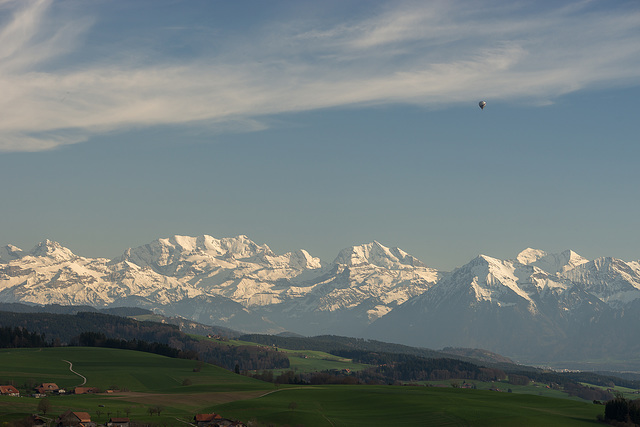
[369,248,640,365]
[1,235,639,365]
[0,235,439,336]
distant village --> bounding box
[1,382,245,427]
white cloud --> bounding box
[1,0,639,152]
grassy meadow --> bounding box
[215,384,604,426]
[0,347,272,424]
[276,348,370,374]
[0,347,606,426]
[421,380,588,401]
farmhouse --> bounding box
[36,382,59,394]
[194,413,246,427]
[0,385,19,396]
[56,410,95,427]
[107,417,130,427]
[74,386,100,394]
[195,413,223,426]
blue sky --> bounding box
[1,0,639,270]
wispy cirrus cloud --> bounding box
[1,0,639,152]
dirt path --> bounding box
[257,385,315,398]
[62,359,87,386]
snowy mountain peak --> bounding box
[531,249,589,274]
[286,249,322,270]
[468,254,504,269]
[118,234,275,268]
[516,248,547,265]
[0,244,23,263]
[27,240,76,261]
[559,256,640,306]
[591,256,629,272]
[473,255,520,282]
[439,254,535,306]
[218,235,274,259]
[333,241,425,269]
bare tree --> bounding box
[37,398,51,416]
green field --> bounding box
[421,380,588,401]
[215,384,604,426]
[277,349,370,374]
[0,347,605,426]
[0,347,272,424]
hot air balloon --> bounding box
[479,101,486,110]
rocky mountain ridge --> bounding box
[2,236,639,367]
[369,247,640,366]
[0,235,439,335]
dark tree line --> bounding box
[239,334,445,359]
[184,340,289,371]
[0,326,49,348]
[332,349,506,383]
[604,395,640,425]
[562,382,612,402]
[0,311,185,344]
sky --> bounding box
[1,0,639,271]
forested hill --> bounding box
[0,302,241,338]
[0,311,289,372]
[0,310,182,344]
[242,333,442,357]
[239,334,516,370]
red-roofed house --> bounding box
[56,410,96,427]
[0,385,19,396]
[74,386,100,394]
[194,413,222,426]
[36,382,59,394]
[194,413,246,427]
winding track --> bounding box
[62,359,87,386]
